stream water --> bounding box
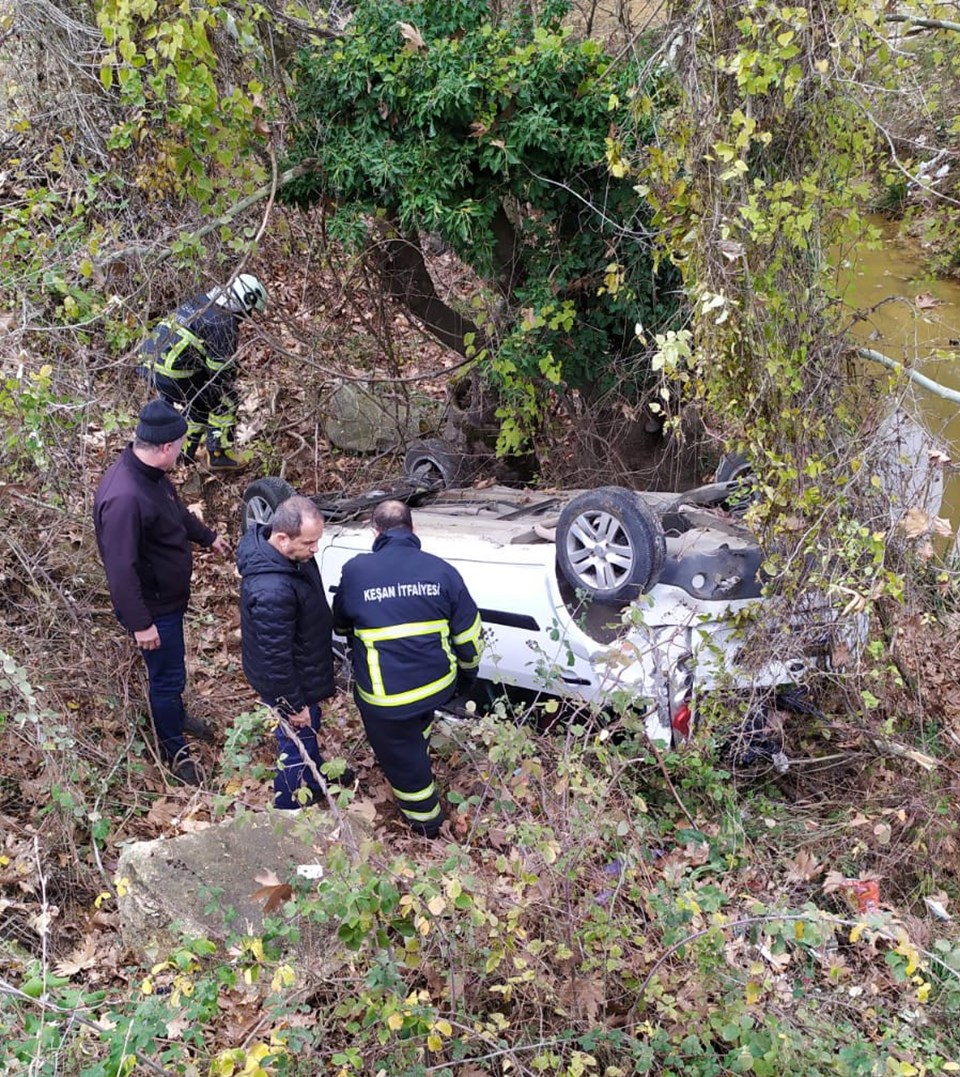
[839,217,960,528]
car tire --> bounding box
[403,439,465,489]
[714,453,756,516]
[241,476,296,533]
[556,487,666,604]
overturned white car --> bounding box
[241,442,838,748]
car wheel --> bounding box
[556,487,666,604]
[241,476,296,533]
[714,453,756,516]
[403,439,464,489]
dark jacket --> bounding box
[333,530,483,722]
[93,444,216,631]
[236,524,335,715]
[138,291,241,379]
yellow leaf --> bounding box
[433,1018,452,1036]
[115,877,130,898]
[387,1012,404,1031]
[745,980,762,1005]
[815,58,828,74]
[427,895,446,916]
[849,923,866,943]
[141,977,153,995]
[246,1044,271,1064]
[427,1034,443,1052]
[917,980,931,1003]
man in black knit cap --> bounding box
[93,400,231,784]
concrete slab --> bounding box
[116,807,373,962]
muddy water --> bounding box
[838,218,960,528]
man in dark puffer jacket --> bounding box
[237,495,354,808]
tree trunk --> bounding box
[369,218,487,357]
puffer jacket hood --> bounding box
[237,524,335,714]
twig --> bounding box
[274,711,361,863]
[94,160,317,269]
[645,738,697,827]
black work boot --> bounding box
[172,759,201,786]
[208,446,246,472]
[182,714,215,742]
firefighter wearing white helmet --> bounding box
[135,274,268,470]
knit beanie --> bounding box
[136,399,188,444]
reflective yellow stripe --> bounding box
[355,620,448,643]
[422,722,433,740]
[356,620,457,707]
[401,804,442,822]
[356,668,456,708]
[458,655,481,670]
[452,612,483,646]
[393,782,435,803]
[144,324,206,378]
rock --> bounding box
[116,806,374,962]
[322,379,437,453]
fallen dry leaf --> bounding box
[915,292,941,310]
[784,849,823,883]
[54,934,98,976]
[165,1013,192,1038]
[822,870,847,894]
[250,871,294,914]
[178,817,212,834]
[900,507,931,539]
[146,798,183,828]
[346,799,378,825]
[29,907,59,936]
[398,21,426,51]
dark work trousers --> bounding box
[137,609,189,763]
[140,369,238,449]
[272,703,326,809]
[360,709,443,835]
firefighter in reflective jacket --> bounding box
[333,499,483,837]
[135,274,268,470]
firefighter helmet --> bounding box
[226,274,268,314]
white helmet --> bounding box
[225,273,267,314]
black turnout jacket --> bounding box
[333,529,483,722]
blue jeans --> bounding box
[272,703,325,809]
[138,610,188,762]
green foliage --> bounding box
[0,364,78,479]
[284,0,681,447]
[95,0,271,206]
[644,1,879,478]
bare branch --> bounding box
[884,13,960,34]
[857,346,960,404]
